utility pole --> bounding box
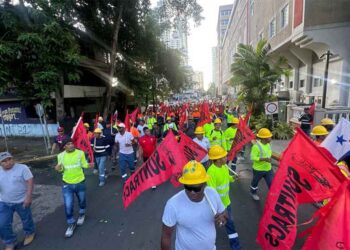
[321,50,332,109]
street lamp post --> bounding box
[321,50,332,109]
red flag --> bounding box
[227,118,255,161]
[309,102,316,125]
[243,110,252,125]
[72,117,94,163]
[130,108,139,124]
[256,128,344,250]
[94,113,99,129]
[197,101,211,127]
[122,131,187,208]
[302,180,350,250]
[124,111,130,131]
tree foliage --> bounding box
[230,39,289,115]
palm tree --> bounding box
[230,39,289,115]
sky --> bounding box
[151,0,235,90]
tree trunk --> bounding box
[103,5,124,120]
[56,75,65,122]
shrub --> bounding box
[272,122,294,140]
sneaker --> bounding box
[65,224,76,238]
[251,193,260,201]
[152,186,157,190]
[93,169,98,175]
[23,233,35,246]
[5,245,15,250]
[99,182,105,187]
[77,215,85,226]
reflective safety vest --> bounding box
[57,150,88,184]
[163,122,178,132]
[207,163,235,207]
[208,129,227,151]
[250,141,272,171]
[203,123,214,137]
[224,127,237,151]
[147,117,157,130]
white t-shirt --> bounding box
[115,131,134,154]
[0,163,33,203]
[162,187,225,250]
[193,137,210,163]
[137,124,146,136]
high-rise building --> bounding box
[217,4,234,46]
[157,0,189,65]
[192,71,204,90]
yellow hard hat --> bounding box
[178,161,210,185]
[208,145,227,160]
[321,118,335,126]
[311,125,329,136]
[84,123,90,128]
[257,128,273,138]
[194,126,205,134]
[214,118,222,124]
[166,116,171,121]
[94,128,102,133]
[228,117,239,124]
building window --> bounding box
[269,18,276,38]
[300,79,305,88]
[221,10,231,16]
[250,0,254,16]
[281,4,289,28]
[313,77,321,87]
[258,31,263,41]
[289,81,293,88]
[221,19,229,25]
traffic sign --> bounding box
[264,102,279,115]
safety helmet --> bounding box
[57,127,64,132]
[214,118,222,124]
[321,118,335,126]
[166,116,171,121]
[311,125,329,136]
[194,127,205,134]
[98,116,103,122]
[228,117,239,124]
[83,123,90,128]
[208,145,227,160]
[94,128,102,133]
[178,161,210,185]
[257,128,273,138]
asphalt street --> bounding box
[2,158,317,250]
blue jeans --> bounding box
[119,153,135,181]
[95,156,107,183]
[62,181,86,225]
[250,169,273,194]
[0,202,35,245]
[225,205,241,250]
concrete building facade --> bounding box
[192,71,204,91]
[218,0,350,107]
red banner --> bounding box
[197,101,211,127]
[227,118,255,161]
[94,113,99,129]
[256,128,344,250]
[130,108,139,123]
[122,131,188,209]
[72,117,94,163]
[309,102,316,125]
[302,180,350,250]
[124,111,130,131]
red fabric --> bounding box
[94,113,99,129]
[72,117,94,163]
[139,135,157,157]
[256,128,344,250]
[130,108,139,123]
[309,102,316,125]
[124,111,130,132]
[178,131,208,162]
[227,118,255,161]
[122,131,187,208]
[197,101,211,127]
[302,180,350,250]
[294,0,303,28]
[243,111,252,125]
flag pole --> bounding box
[204,191,216,215]
[71,114,83,139]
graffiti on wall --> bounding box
[0,124,59,137]
[0,107,22,122]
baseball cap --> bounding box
[117,123,126,128]
[0,152,12,162]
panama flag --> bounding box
[321,118,350,160]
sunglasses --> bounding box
[184,185,203,193]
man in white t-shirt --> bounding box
[114,123,136,183]
[137,119,146,137]
[193,126,210,168]
[161,161,227,250]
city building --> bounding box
[157,0,189,65]
[212,47,219,91]
[218,0,350,107]
[192,71,204,90]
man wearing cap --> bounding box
[0,152,35,249]
[51,127,69,154]
[97,116,105,130]
[55,138,94,238]
[193,127,210,167]
[163,117,178,137]
[161,161,227,250]
[90,128,110,186]
[250,128,273,201]
[114,123,136,183]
